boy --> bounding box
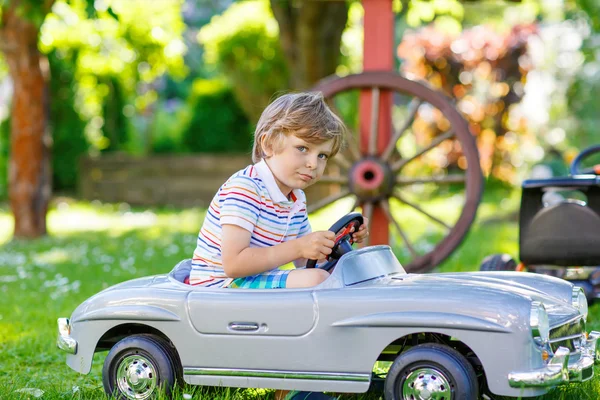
[190,92,369,399]
[190,92,369,289]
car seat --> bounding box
[170,259,193,284]
[519,176,600,266]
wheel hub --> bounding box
[402,367,452,400]
[117,355,158,400]
[348,157,394,202]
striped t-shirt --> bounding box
[189,160,311,287]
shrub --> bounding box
[198,0,289,122]
[181,78,252,154]
[149,99,191,154]
[48,51,88,191]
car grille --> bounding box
[549,316,585,353]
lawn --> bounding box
[0,188,599,399]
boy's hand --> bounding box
[351,217,369,243]
[298,231,335,260]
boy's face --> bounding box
[264,133,334,196]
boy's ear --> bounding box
[261,135,273,158]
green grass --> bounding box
[0,191,599,399]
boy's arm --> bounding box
[221,224,335,278]
[293,214,312,268]
[221,224,303,278]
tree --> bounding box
[199,0,349,122]
[270,0,348,90]
[0,0,54,238]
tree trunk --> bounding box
[270,0,348,90]
[0,3,52,238]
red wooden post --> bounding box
[360,0,393,244]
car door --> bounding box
[187,289,317,336]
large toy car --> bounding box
[480,144,600,301]
[57,214,599,400]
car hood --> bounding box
[374,272,578,327]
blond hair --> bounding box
[252,92,346,163]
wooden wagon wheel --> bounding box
[310,71,483,273]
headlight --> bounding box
[530,301,550,346]
[572,286,588,320]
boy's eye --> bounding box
[318,153,329,160]
[296,146,307,152]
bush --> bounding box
[181,78,252,154]
[198,0,289,122]
[149,99,191,154]
[48,51,88,191]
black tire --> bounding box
[103,334,181,400]
[139,333,184,387]
[384,343,478,400]
[479,254,517,272]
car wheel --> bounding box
[103,334,181,400]
[480,254,517,272]
[384,343,478,400]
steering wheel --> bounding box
[570,145,600,176]
[306,212,364,270]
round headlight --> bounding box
[572,286,588,319]
[530,301,550,346]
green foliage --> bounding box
[0,0,56,29]
[0,117,9,199]
[101,76,129,152]
[149,100,192,154]
[39,0,188,152]
[576,0,600,32]
[566,0,600,150]
[48,50,88,190]
[198,0,289,122]
[406,0,464,34]
[181,78,252,154]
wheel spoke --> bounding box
[379,198,418,258]
[328,101,361,161]
[349,196,360,212]
[343,128,362,161]
[393,191,451,230]
[361,201,374,247]
[314,175,348,185]
[391,129,456,172]
[368,87,380,156]
[396,174,466,186]
[381,98,422,162]
[307,188,351,214]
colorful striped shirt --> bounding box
[189,160,311,287]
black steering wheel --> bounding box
[306,212,364,271]
[570,144,600,176]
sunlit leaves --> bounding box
[406,0,464,30]
[39,0,187,151]
[338,1,364,76]
[197,0,288,121]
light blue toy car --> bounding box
[57,213,600,400]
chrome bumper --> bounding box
[508,330,599,388]
[56,317,77,355]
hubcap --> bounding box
[402,367,452,400]
[348,157,394,202]
[116,354,158,400]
